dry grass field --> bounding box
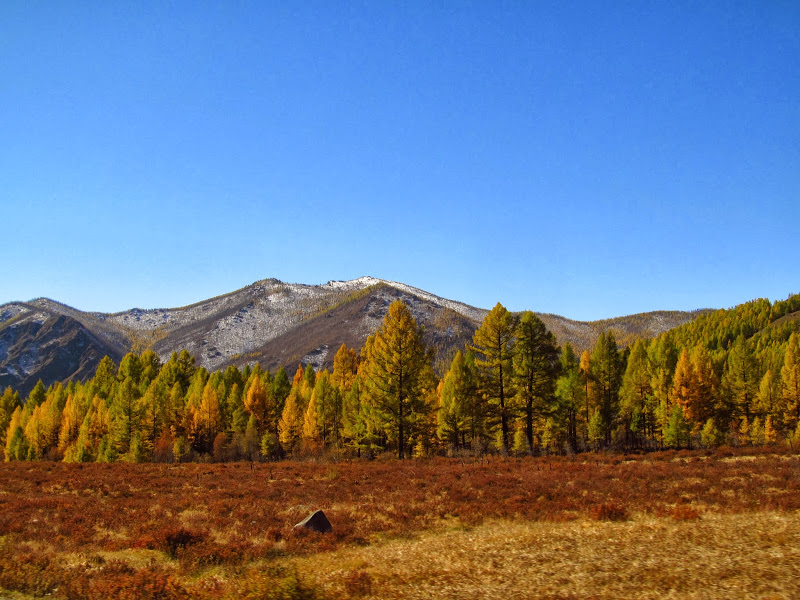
[291,512,800,599]
[1,448,799,599]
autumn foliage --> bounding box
[3,295,800,466]
[1,447,799,597]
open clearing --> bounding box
[1,448,799,599]
[287,512,800,599]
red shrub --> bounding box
[157,527,208,558]
[590,502,630,521]
[670,505,701,521]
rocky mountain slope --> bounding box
[0,304,126,396]
[0,277,703,396]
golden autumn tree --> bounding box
[691,346,719,425]
[671,346,718,429]
[302,389,321,445]
[278,369,307,452]
[58,391,88,455]
[782,333,800,430]
[193,381,222,452]
[332,344,359,393]
[0,387,21,449]
[244,373,273,434]
[671,348,696,422]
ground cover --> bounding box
[0,447,798,599]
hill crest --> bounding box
[0,277,704,395]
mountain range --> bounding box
[0,277,706,396]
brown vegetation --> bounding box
[1,448,799,598]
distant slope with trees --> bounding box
[0,277,703,396]
[3,290,798,462]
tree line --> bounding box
[2,294,799,462]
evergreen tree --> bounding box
[117,353,143,387]
[664,403,690,448]
[589,332,623,446]
[619,339,653,447]
[311,370,341,448]
[471,302,518,454]
[341,377,371,456]
[139,350,162,389]
[140,379,168,457]
[437,351,471,450]
[109,377,141,456]
[166,381,185,437]
[271,366,292,432]
[361,300,432,459]
[27,380,47,407]
[92,357,117,400]
[303,364,317,394]
[176,350,197,392]
[227,383,247,433]
[723,335,759,422]
[701,418,723,448]
[554,344,584,452]
[578,350,592,442]
[513,311,560,453]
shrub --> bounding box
[157,527,208,558]
[342,570,373,596]
[670,505,701,521]
[590,502,630,521]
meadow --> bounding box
[1,447,799,599]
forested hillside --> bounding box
[2,292,798,463]
[0,277,701,396]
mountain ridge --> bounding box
[0,276,706,396]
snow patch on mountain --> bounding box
[1,303,29,324]
[324,277,487,321]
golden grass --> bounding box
[2,453,800,599]
[286,512,800,599]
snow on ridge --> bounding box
[312,277,485,322]
[1,303,30,324]
[323,276,382,291]
[368,278,486,321]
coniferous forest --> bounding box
[3,293,800,463]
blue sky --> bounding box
[1,1,798,321]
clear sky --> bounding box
[1,1,798,321]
